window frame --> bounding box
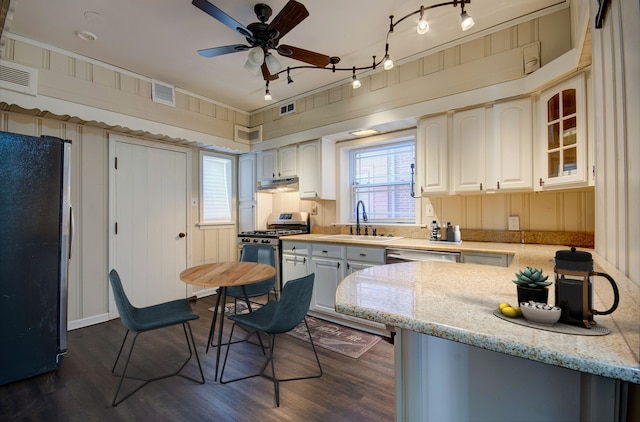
[336,130,419,226]
[199,150,236,227]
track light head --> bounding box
[264,81,272,101]
[417,6,429,34]
[460,5,475,31]
[351,68,361,89]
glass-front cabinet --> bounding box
[536,74,589,190]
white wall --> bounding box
[591,0,639,283]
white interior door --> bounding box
[109,135,190,310]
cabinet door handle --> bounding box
[480,182,483,191]
[496,181,500,190]
[539,177,544,187]
[360,253,366,257]
[322,250,328,254]
[346,262,351,270]
[337,262,340,269]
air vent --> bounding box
[234,124,262,145]
[279,101,296,116]
[0,60,38,96]
[151,80,175,107]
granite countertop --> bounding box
[326,241,640,384]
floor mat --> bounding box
[286,316,382,359]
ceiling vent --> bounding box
[0,60,38,96]
[279,101,296,116]
[234,124,262,145]
[151,79,175,107]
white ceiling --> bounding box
[5,0,568,113]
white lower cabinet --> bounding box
[284,241,389,336]
[281,242,310,287]
[346,245,386,274]
[310,244,344,316]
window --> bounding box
[200,152,234,225]
[350,141,415,223]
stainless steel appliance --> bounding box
[554,247,619,328]
[238,212,310,292]
[386,248,460,264]
[0,132,73,385]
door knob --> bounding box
[178,232,186,238]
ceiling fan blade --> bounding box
[192,0,253,38]
[261,63,279,81]
[197,44,250,58]
[279,45,331,67]
[267,0,309,41]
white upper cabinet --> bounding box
[298,139,336,200]
[256,148,278,180]
[487,98,533,191]
[453,107,487,193]
[278,145,297,177]
[452,99,533,194]
[238,153,256,203]
[417,114,449,195]
[257,145,298,180]
[535,74,588,190]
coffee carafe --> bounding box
[554,247,620,328]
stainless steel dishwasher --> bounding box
[385,248,460,264]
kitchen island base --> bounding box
[395,329,625,422]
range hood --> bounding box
[256,176,299,193]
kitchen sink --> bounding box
[318,234,403,243]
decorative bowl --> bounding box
[520,301,561,326]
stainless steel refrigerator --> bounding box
[0,131,72,385]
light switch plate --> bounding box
[508,216,520,231]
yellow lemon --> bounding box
[501,306,518,318]
[512,306,523,317]
[498,302,511,310]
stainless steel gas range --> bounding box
[237,212,309,293]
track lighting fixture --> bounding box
[417,6,429,34]
[460,4,475,31]
[287,68,295,87]
[383,44,394,70]
[251,1,473,98]
[264,81,272,101]
[351,67,361,89]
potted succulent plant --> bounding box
[513,267,552,304]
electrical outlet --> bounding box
[311,205,318,215]
[508,216,520,231]
[425,204,434,217]
[191,198,198,207]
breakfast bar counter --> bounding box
[334,244,639,421]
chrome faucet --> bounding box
[356,200,368,235]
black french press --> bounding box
[554,247,620,328]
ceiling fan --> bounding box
[192,0,340,81]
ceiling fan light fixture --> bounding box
[417,7,429,34]
[244,59,261,76]
[265,53,283,74]
[460,8,475,31]
[247,46,265,67]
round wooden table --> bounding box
[180,262,276,382]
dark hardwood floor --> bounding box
[1,295,395,421]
